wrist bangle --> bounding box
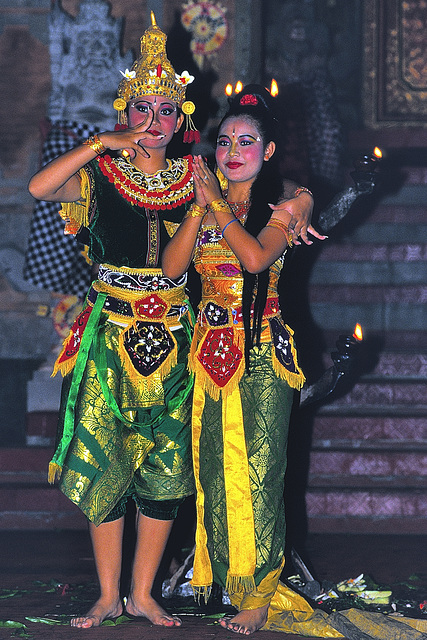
[294,186,313,198]
[221,217,239,237]
[209,198,232,214]
[83,135,107,155]
[185,203,206,218]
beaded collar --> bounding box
[97,154,194,210]
[228,199,249,222]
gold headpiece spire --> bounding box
[113,11,194,118]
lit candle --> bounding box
[352,323,363,341]
[235,81,243,93]
[373,147,382,159]
[270,78,279,96]
[225,83,233,97]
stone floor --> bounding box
[1,530,427,639]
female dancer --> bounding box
[28,14,197,629]
[162,84,330,635]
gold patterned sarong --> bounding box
[50,266,194,525]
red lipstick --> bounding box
[226,161,243,169]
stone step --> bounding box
[0,482,86,530]
[0,447,52,473]
[0,448,86,529]
[310,284,427,303]
[306,488,427,534]
[308,474,427,489]
[309,449,427,478]
[317,404,427,417]
[0,484,85,527]
[320,351,427,379]
[311,440,427,452]
[343,203,425,225]
[317,242,427,262]
[0,508,86,530]
[320,380,426,409]
[322,329,427,352]
[312,415,427,442]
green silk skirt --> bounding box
[197,343,294,590]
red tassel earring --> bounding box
[182,101,200,143]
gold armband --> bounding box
[266,218,293,247]
[83,135,107,155]
[294,186,313,198]
[185,203,206,218]
[209,198,232,214]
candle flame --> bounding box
[225,83,233,97]
[270,78,279,96]
[373,147,382,159]
[353,323,363,341]
[235,81,243,94]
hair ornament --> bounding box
[240,94,258,106]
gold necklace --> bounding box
[223,191,250,222]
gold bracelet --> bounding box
[209,198,232,214]
[185,203,206,218]
[83,135,107,155]
[294,186,313,198]
[266,218,293,247]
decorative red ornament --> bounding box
[183,129,201,144]
[134,294,167,319]
[114,123,128,131]
[97,155,194,209]
[240,94,258,106]
[157,64,163,77]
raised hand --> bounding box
[269,196,327,246]
[99,111,156,160]
[192,155,222,207]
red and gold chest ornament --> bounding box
[97,154,194,210]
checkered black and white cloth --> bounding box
[23,120,99,299]
[301,69,344,189]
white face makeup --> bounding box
[127,95,182,147]
[216,116,274,188]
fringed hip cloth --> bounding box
[49,265,194,525]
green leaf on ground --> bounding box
[101,615,133,626]
[24,616,62,625]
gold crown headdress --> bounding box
[113,11,199,142]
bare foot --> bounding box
[70,596,123,628]
[219,605,269,635]
[125,594,182,627]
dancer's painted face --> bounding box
[216,116,275,188]
[128,95,183,147]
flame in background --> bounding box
[353,323,363,341]
[270,78,279,96]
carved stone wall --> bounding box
[364,0,427,128]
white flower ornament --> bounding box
[176,70,195,86]
[149,68,168,78]
[120,69,136,80]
